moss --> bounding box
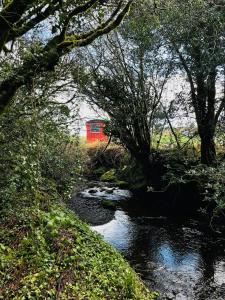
[117,164,147,191]
[0,202,158,300]
[100,169,117,182]
[115,180,129,188]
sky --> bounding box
[77,74,197,138]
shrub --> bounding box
[84,142,127,176]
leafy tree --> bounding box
[156,0,225,165]
[0,56,81,210]
[0,0,133,113]
[73,8,173,181]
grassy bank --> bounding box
[0,202,157,300]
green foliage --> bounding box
[160,0,225,67]
[0,1,133,114]
[73,2,179,178]
[162,151,225,219]
[156,0,225,165]
[84,143,126,173]
[0,110,80,210]
[0,60,81,210]
[0,51,155,299]
[185,163,225,217]
[0,203,157,300]
[100,169,117,182]
[39,127,81,199]
[0,4,158,298]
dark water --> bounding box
[92,209,225,300]
[71,185,225,299]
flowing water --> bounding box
[70,184,225,300]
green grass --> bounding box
[152,131,200,149]
[0,202,158,300]
[152,131,225,155]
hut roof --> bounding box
[86,119,106,124]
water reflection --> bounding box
[92,210,225,299]
[92,210,136,251]
[157,243,200,272]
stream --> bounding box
[69,183,225,300]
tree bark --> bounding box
[199,128,216,166]
[137,153,151,182]
[0,1,133,114]
[121,132,151,184]
[200,136,216,166]
[197,69,217,166]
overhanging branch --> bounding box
[0,0,133,114]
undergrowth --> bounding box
[0,201,158,300]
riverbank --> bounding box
[70,182,225,300]
[84,143,225,225]
[0,201,157,300]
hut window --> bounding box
[90,123,100,132]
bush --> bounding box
[83,142,127,176]
[0,102,82,210]
[162,152,225,222]
[184,163,225,219]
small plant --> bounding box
[0,203,158,300]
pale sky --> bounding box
[78,75,196,137]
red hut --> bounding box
[86,119,108,143]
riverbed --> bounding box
[69,183,225,300]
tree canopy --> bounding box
[156,0,225,165]
[0,0,133,113]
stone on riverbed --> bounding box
[78,186,132,201]
[88,189,97,194]
[70,183,133,225]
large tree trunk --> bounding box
[123,138,151,184]
[200,135,216,166]
[119,122,152,184]
[199,126,216,166]
[137,153,151,183]
[195,68,217,166]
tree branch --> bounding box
[0,0,133,114]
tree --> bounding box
[0,0,133,114]
[0,53,81,209]
[156,0,225,165]
[73,9,173,181]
